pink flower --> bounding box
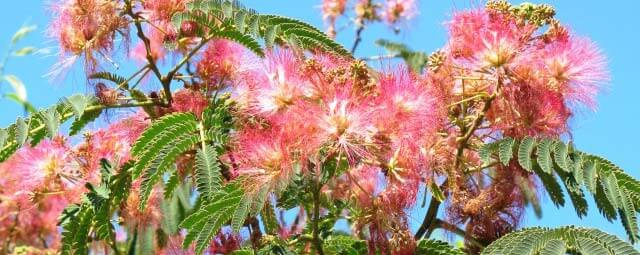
[207,230,242,254]
[197,39,249,87]
[76,112,150,176]
[0,138,85,248]
[121,179,163,230]
[375,68,443,140]
[322,0,348,22]
[446,9,533,66]
[322,0,348,37]
[312,96,375,164]
[231,127,297,194]
[171,89,210,118]
[250,50,310,115]
[142,0,190,23]
[49,0,128,63]
[538,36,608,108]
[130,24,170,63]
[488,83,571,138]
[382,0,418,25]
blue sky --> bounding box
[1,0,638,246]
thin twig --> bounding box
[351,25,365,54]
[433,219,486,249]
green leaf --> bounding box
[429,181,445,202]
[416,239,465,255]
[12,46,37,56]
[517,137,536,172]
[553,141,570,172]
[534,166,565,207]
[212,29,264,57]
[540,239,567,255]
[583,160,598,193]
[69,109,103,136]
[264,24,278,48]
[594,179,618,221]
[15,117,28,147]
[4,75,27,102]
[498,137,516,165]
[89,71,128,89]
[222,0,233,19]
[181,183,244,254]
[42,106,61,138]
[230,192,251,232]
[65,94,91,118]
[536,138,554,174]
[235,11,246,33]
[618,188,639,243]
[0,129,7,147]
[323,236,367,255]
[195,144,223,201]
[481,226,639,255]
[478,141,498,165]
[11,25,36,43]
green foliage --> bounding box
[59,160,133,255]
[89,71,129,89]
[416,239,465,255]
[0,94,100,162]
[481,225,639,255]
[172,0,351,58]
[480,137,640,242]
[194,144,223,202]
[321,235,367,254]
[180,182,244,254]
[375,39,429,73]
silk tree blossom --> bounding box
[196,39,250,87]
[251,51,311,115]
[537,36,608,108]
[322,0,348,23]
[0,138,86,249]
[142,0,190,22]
[321,0,348,37]
[172,88,210,118]
[436,7,607,139]
[312,96,376,164]
[49,0,128,65]
[130,24,170,63]
[75,112,150,175]
[231,127,299,194]
[382,0,418,25]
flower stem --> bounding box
[312,187,324,255]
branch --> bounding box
[0,100,162,153]
[350,25,365,54]
[312,165,325,255]
[414,196,441,239]
[432,218,486,249]
[125,1,162,82]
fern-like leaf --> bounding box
[482,225,639,255]
[517,137,536,172]
[498,137,516,165]
[416,239,465,255]
[89,71,128,89]
[483,137,640,242]
[195,144,223,201]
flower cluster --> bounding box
[424,1,607,246]
[321,0,418,37]
[1,0,613,254]
[49,0,128,68]
[217,49,444,252]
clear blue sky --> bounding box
[1,0,638,246]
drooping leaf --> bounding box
[481,226,639,255]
